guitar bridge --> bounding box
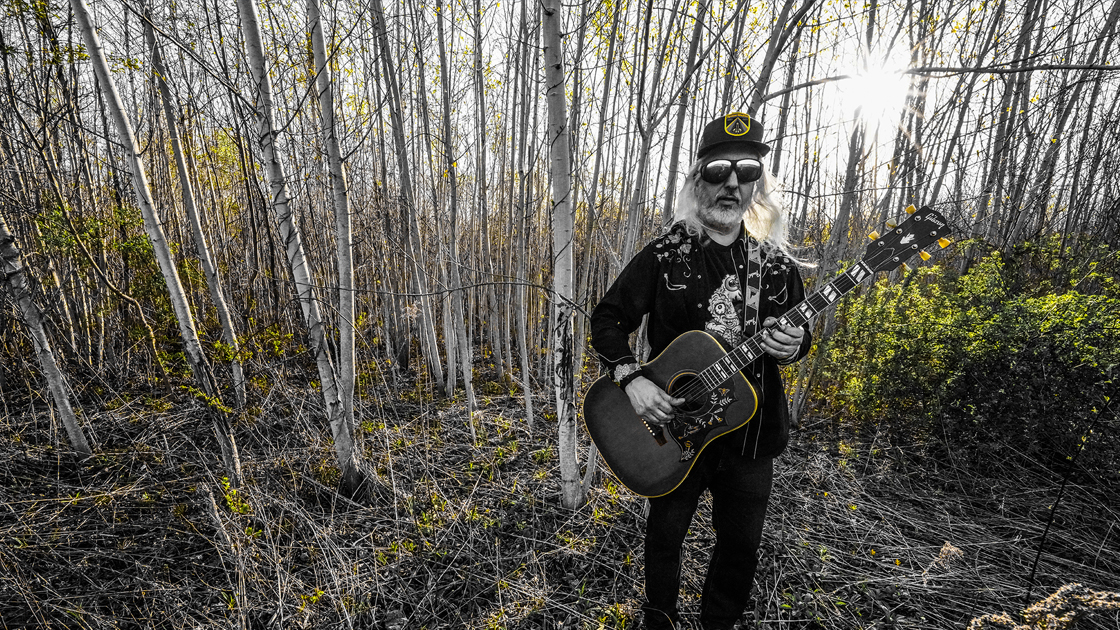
[643,420,668,446]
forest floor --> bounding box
[1,373,1118,629]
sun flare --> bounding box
[837,52,913,130]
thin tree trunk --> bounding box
[1019,0,1120,246]
[543,0,584,508]
[1060,1,1120,260]
[71,0,207,386]
[661,0,706,224]
[749,0,817,112]
[720,0,752,111]
[770,28,803,176]
[471,0,505,383]
[236,0,359,492]
[71,0,242,485]
[974,0,1041,247]
[436,0,478,430]
[0,211,92,457]
[514,0,536,427]
[621,0,683,264]
[369,0,445,390]
[573,0,624,375]
[24,15,82,363]
[308,0,360,467]
[143,8,246,408]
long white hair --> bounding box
[671,159,797,259]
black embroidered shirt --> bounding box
[589,221,812,459]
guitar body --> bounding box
[582,331,759,497]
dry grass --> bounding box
[0,377,1117,629]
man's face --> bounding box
[694,145,761,233]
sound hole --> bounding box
[666,373,707,414]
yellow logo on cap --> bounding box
[724,112,751,136]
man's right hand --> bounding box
[624,376,685,425]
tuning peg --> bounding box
[938,237,951,248]
[900,262,911,273]
[905,205,917,214]
[919,251,932,261]
[868,231,880,240]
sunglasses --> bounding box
[700,158,763,184]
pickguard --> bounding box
[665,384,735,462]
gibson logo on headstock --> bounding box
[921,211,947,230]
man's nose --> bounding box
[724,170,739,188]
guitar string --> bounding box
[653,220,946,412]
[664,270,857,408]
[669,249,905,406]
[670,241,761,405]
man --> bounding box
[590,112,811,630]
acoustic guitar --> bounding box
[582,205,953,497]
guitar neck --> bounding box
[695,260,875,391]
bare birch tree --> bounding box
[142,7,247,408]
[307,0,358,455]
[542,0,585,508]
[435,0,478,425]
[70,0,241,484]
[236,0,360,493]
[0,211,92,457]
[369,0,446,391]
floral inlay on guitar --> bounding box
[659,384,737,462]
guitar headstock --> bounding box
[862,205,953,272]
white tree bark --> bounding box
[236,0,360,491]
[71,0,213,393]
[143,8,246,408]
[471,0,505,383]
[308,0,356,453]
[0,212,92,457]
[513,0,537,429]
[543,0,584,509]
[71,0,241,483]
[369,0,446,390]
[436,0,477,427]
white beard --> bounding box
[697,204,744,234]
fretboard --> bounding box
[692,260,874,394]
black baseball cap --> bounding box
[696,111,770,158]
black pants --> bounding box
[641,447,773,630]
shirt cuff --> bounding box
[612,362,642,385]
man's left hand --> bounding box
[759,316,804,361]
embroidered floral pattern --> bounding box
[663,273,687,291]
[670,387,735,462]
[652,226,695,291]
[653,227,693,265]
[763,254,793,305]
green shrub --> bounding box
[814,250,1118,475]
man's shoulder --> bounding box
[760,243,797,274]
[646,222,695,257]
